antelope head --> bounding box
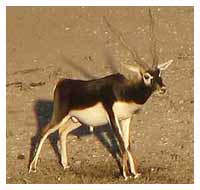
[104,8,173,95]
[124,59,172,94]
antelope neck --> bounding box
[118,80,153,105]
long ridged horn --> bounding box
[148,8,159,68]
[103,16,150,71]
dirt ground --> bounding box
[6,6,194,184]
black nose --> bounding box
[160,86,166,94]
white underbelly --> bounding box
[69,101,141,126]
[69,103,108,126]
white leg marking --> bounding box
[120,118,131,149]
[120,118,141,177]
[29,115,70,173]
[59,118,81,169]
[89,126,94,133]
[113,114,124,137]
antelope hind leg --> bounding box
[58,118,81,169]
[29,116,70,173]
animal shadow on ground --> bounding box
[29,99,122,174]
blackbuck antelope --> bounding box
[29,11,173,180]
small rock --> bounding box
[179,100,184,104]
[33,59,38,63]
[17,154,25,160]
[65,27,70,31]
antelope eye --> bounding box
[143,73,153,86]
[144,73,150,80]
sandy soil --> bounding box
[6,6,193,184]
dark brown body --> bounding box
[52,73,153,124]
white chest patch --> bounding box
[69,101,141,127]
[113,101,141,120]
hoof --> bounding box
[63,164,70,170]
[29,165,37,173]
[122,172,128,181]
[134,173,141,179]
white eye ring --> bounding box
[143,73,153,86]
[144,74,150,80]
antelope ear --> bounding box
[158,59,173,71]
